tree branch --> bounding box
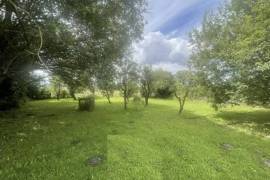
[7,0,30,16]
[7,0,49,71]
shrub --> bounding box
[155,87,174,98]
[0,77,26,110]
[132,95,143,110]
[27,88,51,100]
[133,95,142,103]
[78,97,95,111]
[39,89,51,99]
[61,89,69,98]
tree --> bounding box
[52,65,83,100]
[174,70,195,114]
[96,64,116,104]
[152,69,175,98]
[50,76,70,100]
[118,58,139,110]
[26,71,51,100]
[99,81,115,104]
[190,0,270,107]
[0,0,146,110]
[140,66,153,106]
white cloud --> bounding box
[133,31,192,73]
[145,0,202,32]
[133,0,223,73]
[152,63,187,74]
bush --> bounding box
[155,87,174,98]
[39,89,51,99]
[78,97,95,111]
[61,89,69,98]
[132,95,143,110]
[27,88,51,100]
[133,95,142,103]
[0,77,26,110]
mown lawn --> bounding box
[0,98,270,179]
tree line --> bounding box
[31,61,200,114]
[0,0,146,110]
[1,0,269,114]
[190,0,270,109]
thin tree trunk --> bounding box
[107,96,111,104]
[124,96,127,110]
[178,98,183,114]
[179,103,184,114]
[71,92,76,100]
[69,87,76,100]
[57,83,61,100]
[105,90,111,104]
[175,91,189,115]
[124,86,127,110]
[0,75,6,85]
[145,96,149,106]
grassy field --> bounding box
[0,98,270,179]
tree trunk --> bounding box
[107,96,111,104]
[0,75,5,86]
[57,83,61,100]
[71,92,76,100]
[145,96,149,106]
[175,91,189,115]
[105,91,111,104]
[124,86,127,110]
[124,96,127,110]
[179,103,184,114]
[69,87,76,100]
[108,97,111,104]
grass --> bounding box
[0,98,270,179]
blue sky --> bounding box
[146,0,222,36]
[134,0,224,73]
[36,1,225,79]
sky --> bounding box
[133,0,224,73]
[36,0,224,79]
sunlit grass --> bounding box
[0,98,270,179]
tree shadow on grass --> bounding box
[0,100,113,179]
[216,110,270,135]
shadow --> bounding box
[216,110,270,134]
[2,99,270,179]
[0,99,111,178]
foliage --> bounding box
[25,72,51,100]
[0,0,146,109]
[151,69,175,98]
[54,67,84,100]
[140,66,154,106]
[118,58,139,109]
[27,87,51,100]
[133,95,143,103]
[190,0,270,107]
[0,70,48,109]
[0,76,26,110]
[96,64,117,104]
[174,70,195,114]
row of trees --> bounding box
[95,0,270,113]
[33,57,197,114]
[96,59,199,113]
[0,0,146,110]
[190,0,270,109]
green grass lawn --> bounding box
[0,98,270,179]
